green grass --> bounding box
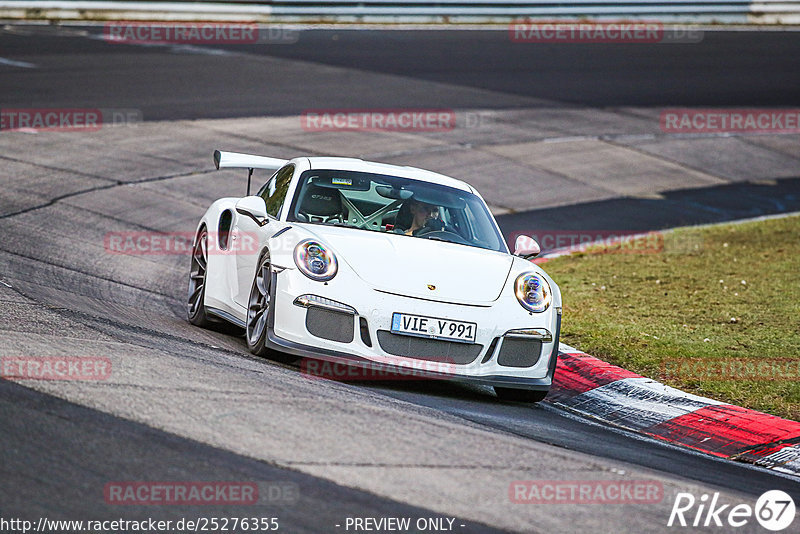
[542,214,800,420]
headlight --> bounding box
[294,240,337,281]
[514,273,551,313]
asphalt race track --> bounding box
[2,27,800,118]
[1,24,799,533]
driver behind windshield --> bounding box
[395,197,444,236]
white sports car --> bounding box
[188,151,562,402]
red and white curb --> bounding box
[549,344,800,477]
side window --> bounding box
[259,164,294,218]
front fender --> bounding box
[193,197,244,318]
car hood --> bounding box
[301,225,514,305]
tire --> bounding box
[246,252,272,357]
[188,227,213,327]
[494,387,548,403]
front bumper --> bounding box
[266,268,561,391]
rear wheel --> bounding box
[494,387,548,403]
[188,228,212,327]
[246,252,272,356]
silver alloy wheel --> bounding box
[187,229,208,319]
[247,256,271,347]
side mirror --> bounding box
[235,196,269,227]
[513,235,540,259]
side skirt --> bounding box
[206,306,247,329]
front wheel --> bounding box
[494,387,548,403]
[246,252,272,356]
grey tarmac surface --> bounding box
[0,379,510,534]
[2,26,800,117]
[0,25,799,533]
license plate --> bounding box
[391,313,477,343]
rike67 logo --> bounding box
[668,490,795,531]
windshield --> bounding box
[286,169,507,253]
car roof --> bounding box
[302,157,475,193]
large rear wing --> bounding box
[213,150,287,195]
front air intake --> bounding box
[376,331,482,365]
[481,337,500,364]
[359,317,372,347]
[305,307,354,343]
[496,338,543,368]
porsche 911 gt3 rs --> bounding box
[188,150,562,402]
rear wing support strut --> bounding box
[213,150,287,196]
